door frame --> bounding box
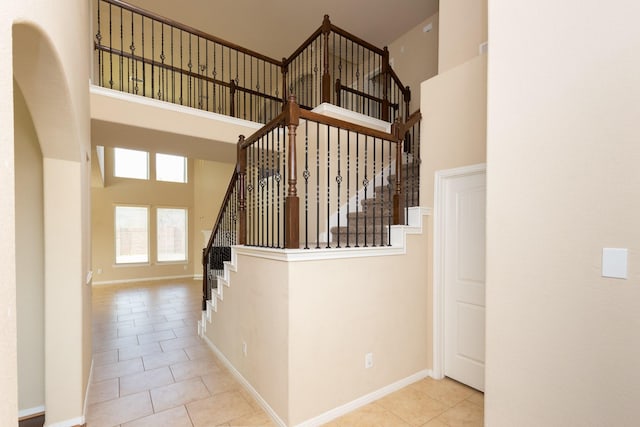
[432,163,486,380]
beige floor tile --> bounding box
[376,387,449,426]
[201,370,241,396]
[143,348,189,370]
[93,349,118,367]
[122,405,194,427]
[226,410,275,426]
[186,390,253,427]
[94,335,139,353]
[184,345,217,361]
[410,378,476,407]
[238,388,263,413]
[88,378,119,405]
[86,391,153,427]
[134,315,171,326]
[118,311,150,322]
[137,329,177,344]
[118,342,163,361]
[153,319,188,332]
[160,335,204,352]
[466,390,484,407]
[120,366,175,396]
[173,325,198,338]
[329,402,411,427]
[117,324,155,337]
[150,377,210,413]
[170,357,221,382]
[435,400,484,427]
[420,418,449,427]
[93,358,144,383]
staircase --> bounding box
[331,158,420,246]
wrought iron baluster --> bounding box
[303,120,309,249]
[315,122,320,249]
[372,135,377,246]
[355,132,360,247]
[336,127,342,248]
[363,135,369,247]
[346,131,350,248]
[326,124,331,248]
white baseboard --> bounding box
[18,405,45,419]
[202,332,431,427]
[84,358,94,421]
[294,369,432,427]
[45,415,85,427]
[202,335,287,427]
[92,274,193,286]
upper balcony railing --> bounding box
[92,0,412,124]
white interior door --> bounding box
[443,169,486,391]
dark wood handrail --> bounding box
[99,0,282,67]
[284,27,323,66]
[389,67,407,94]
[330,24,385,56]
[95,43,232,89]
[95,43,283,105]
[204,169,238,258]
[337,84,400,110]
[299,109,397,143]
[404,110,422,130]
[240,110,286,149]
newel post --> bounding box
[382,47,390,122]
[392,119,405,225]
[321,15,332,104]
[237,135,247,245]
[284,95,301,248]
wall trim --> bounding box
[90,85,264,130]
[202,335,288,427]
[294,369,432,427]
[92,274,193,286]
[432,163,486,380]
[18,406,45,420]
[233,207,431,263]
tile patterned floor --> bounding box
[87,280,483,426]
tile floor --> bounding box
[87,280,483,426]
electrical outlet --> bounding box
[365,352,373,369]
[242,341,247,357]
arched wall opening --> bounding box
[12,21,92,426]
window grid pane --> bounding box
[115,206,149,264]
[156,153,187,183]
[114,148,149,180]
[157,208,187,262]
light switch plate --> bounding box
[602,248,628,279]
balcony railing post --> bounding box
[404,86,411,121]
[321,15,332,104]
[392,119,404,225]
[281,58,288,103]
[285,95,301,248]
[237,135,247,245]
[382,47,390,122]
[230,79,236,117]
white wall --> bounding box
[14,82,45,415]
[1,0,91,425]
[486,1,640,425]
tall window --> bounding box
[115,206,149,264]
[157,208,187,262]
[114,148,149,180]
[156,153,187,183]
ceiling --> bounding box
[126,0,439,59]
